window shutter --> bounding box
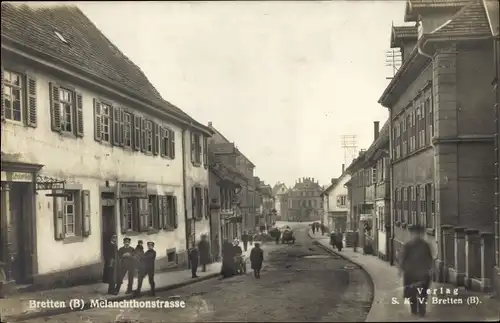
[119,109,125,146]
[93,98,101,141]
[204,188,209,219]
[26,73,37,128]
[203,137,208,168]
[53,196,64,240]
[192,187,196,219]
[157,196,164,229]
[50,83,61,132]
[169,129,175,159]
[190,133,196,163]
[112,107,121,146]
[1,65,5,121]
[153,123,160,156]
[140,117,146,152]
[160,196,168,229]
[159,127,165,157]
[75,92,84,137]
[139,198,149,232]
[82,190,91,237]
[173,196,178,228]
[133,114,141,151]
[121,199,128,234]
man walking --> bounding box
[312,223,316,235]
[398,224,433,317]
[198,235,210,272]
[250,242,264,279]
[115,237,135,294]
[241,231,249,252]
[134,241,156,297]
[189,246,199,278]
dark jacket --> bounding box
[241,234,249,243]
[118,246,136,268]
[399,238,433,278]
[233,245,243,256]
[103,242,118,283]
[250,247,264,269]
[198,240,210,265]
[134,245,145,270]
[189,248,199,265]
[141,249,156,273]
[222,242,235,258]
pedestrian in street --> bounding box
[312,223,316,235]
[250,242,264,279]
[134,241,156,297]
[320,223,325,236]
[335,229,343,252]
[103,234,118,295]
[398,224,433,317]
[275,228,281,244]
[233,239,244,274]
[189,246,199,278]
[330,231,337,247]
[115,237,136,294]
[221,239,235,278]
[248,232,254,247]
[198,234,210,272]
[242,231,249,252]
[134,240,144,277]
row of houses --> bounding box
[0,3,270,292]
[272,177,323,222]
[322,0,500,295]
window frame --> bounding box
[122,111,132,148]
[3,69,24,124]
[100,101,112,143]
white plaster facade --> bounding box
[322,174,351,231]
[1,61,210,284]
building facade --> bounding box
[257,182,274,229]
[345,151,368,241]
[380,0,496,283]
[321,165,350,232]
[0,4,212,289]
[286,177,322,222]
[272,182,288,220]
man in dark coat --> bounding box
[399,224,433,317]
[250,242,264,279]
[103,234,118,294]
[241,231,249,252]
[198,235,210,272]
[134,240,144,277]
[330,231,337,248]
[134,241,156,297]
[115,237,136,294]
[335,230,343,251]
[312,223,316,234]
[189,246,199,278]
[320,223,326,235]
[221,239,235,278]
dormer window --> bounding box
[54,31,68,44]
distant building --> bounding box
[272,182,288,220]
[286,177,322,222]
[321,164,350,232]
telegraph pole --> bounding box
[385,48,402,80]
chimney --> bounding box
[342,164,345,173]
[374,121,380,140]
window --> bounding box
[378,206,385,231]
[53,190,91,240]
[123,198,134,232]
[147,195,158,229]
[427,97,434,141]
[145,120,153,153]
[410,186,416,225]
[337,195,347,207]
[372,166,377,185]
[123,112,132,148]
[308,200,312,207]
[420,101,427,147]
[191,133,202,165]
[100,102,111,142]
[394,189,399,222]
[419,185,427,227]
[160,195,178,229]
[416,105,421,149]
[403,187,408,223]
[121,197,162,233]
[192,187,203,219]
[396,122,401,159]
[402,116,408,156]
[59,88,74,133]
[3,70,23,122]
[160,127,175,159]
[427,183,435,229]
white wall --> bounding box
[327,174,350,213]
[1,65,188,275]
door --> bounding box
[101,205,116,257]
[9,183,31,283]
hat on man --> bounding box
[137,240,143,244]
[408,224,424,233]
[123,237,131,242]
[147,241,155,247]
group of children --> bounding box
[103,235,156,297]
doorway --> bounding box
[8,183,33,283]
[101,205,116,258]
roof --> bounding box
[1,3,212,135]
[391,25,418,47]
[272,182,287,196]
[431,1,492,37]
[483,0,499,36]
[208,122,255,167]
[405,0,471,21]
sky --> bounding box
[76,0,409,188]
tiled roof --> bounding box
[409,0,472,8]
[393,26,418,39]
[1,3,209,129]
[431,1,492,36]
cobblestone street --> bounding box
[18,224,373,323]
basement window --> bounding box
[54,31,68,44]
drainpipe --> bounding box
[181,128,191,268]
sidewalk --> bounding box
[1,246,258,322]
[308,230,500,322]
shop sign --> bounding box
[118,181,148,199]
[1,171,33,182]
